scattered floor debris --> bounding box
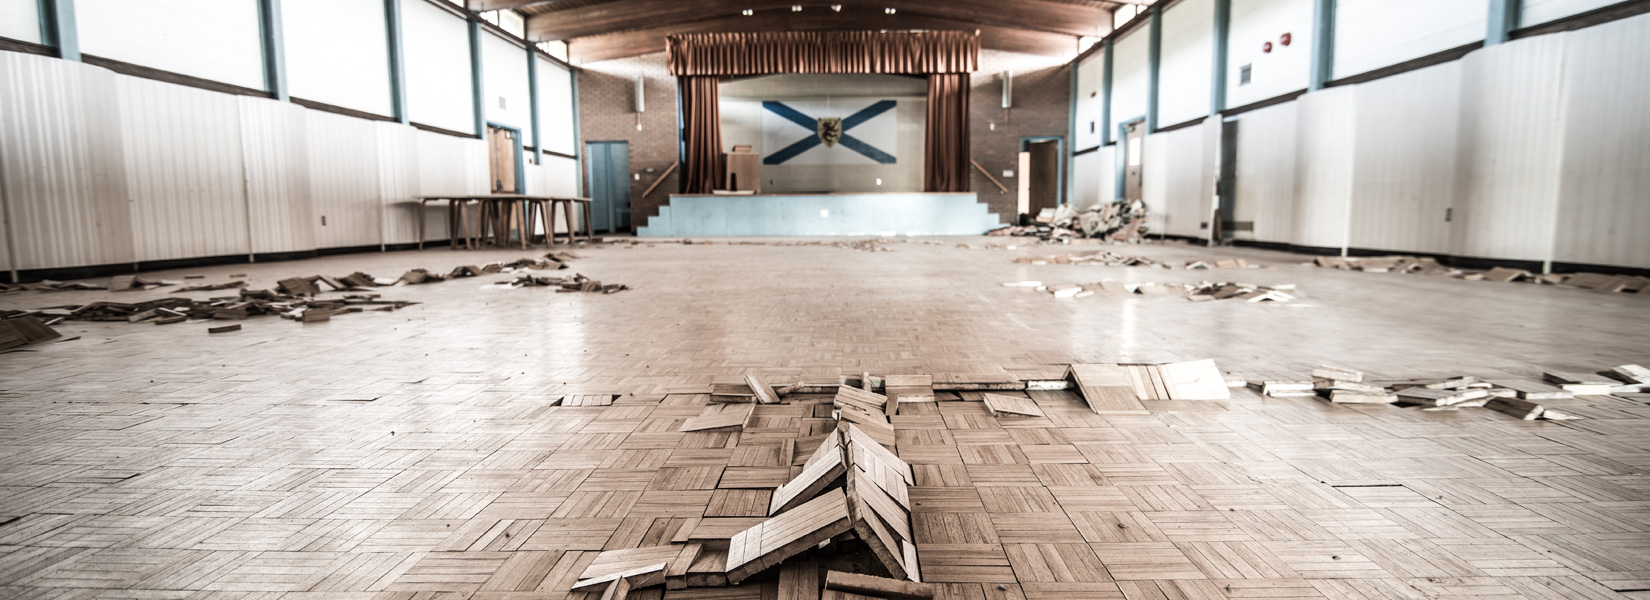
[1014,251,1256,270]
[990,199,1151,242]
[3,285,418,330]
[1008,279,1297,303]
[1249,363,1650,419]
[0,315,62,351]
[508,272,629,293]
[1312,255,1648,293]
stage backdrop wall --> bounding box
[720,74,925,194]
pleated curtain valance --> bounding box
[667,31,981,76]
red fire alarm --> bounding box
[1263,41,1273,53]
[1280,32,1293,46]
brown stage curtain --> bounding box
[680,75,723,194]
[668,31,979,77]
[924,73,970,193]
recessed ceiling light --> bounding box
[741,8,753,15]
[792,4,802,10]
[885,7,896,14]
[831,4,841,11]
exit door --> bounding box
[1123,120,1144,203]
[585,141,631,233]
[487,125,522,193]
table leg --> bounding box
[582,203,591,243]
[562,200,576,246]
[418,200,427,251]
[541,201,555,247]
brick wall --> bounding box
[576,52,680,230]
[577,49,1073,230]
[969,50,1073,225]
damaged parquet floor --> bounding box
[2,237,1649,599]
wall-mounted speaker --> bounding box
[1001,70,1014,109]
[635,75,645,113]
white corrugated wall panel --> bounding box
[238,97,315,255]
[1149,124,1212,238]
[117,76,250,262]
[1333,0,1487,80]
[414,130,487,241]
[1347,61,1460,255]
[1452,34,1567,262]
[1230,102,1297,243]
[1551,13,1650,268]
[1072,151,1102,210]
[376,123,422,246]
[1522,0,1621,27]
[306,111,384,249]
[1227,0,1313,108]
[0,54,135,271]
[1158,0,1215,126]
[1110,30,1150,135]
[1291,86,1355,250]
[1142,133,1169,234]
[1073,54,1104,150]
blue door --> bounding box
[585,141,631,233]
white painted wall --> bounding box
[1522,0,1621,27]
[1073,52,1104,150]
[0,51,489,272]
[0,0,40,44]
[1549,13,1650,269]
[1348,61,1460,254]
[1139,11,1650,270]
[402,0,474,134]
[283,0,392,116]
[1157,0,1214,126]
[482,32,531,132]
[76,0,265,91]
[537,58,576,155]
[1334,0,1488,79]
[1226,0,1313,108]
[1228,103,1297,243]
[1110,29,1150,136]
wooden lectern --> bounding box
[724,145,761,193]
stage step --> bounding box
[639,192,1002,237]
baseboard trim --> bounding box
[4,240,484,284]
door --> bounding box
[1027,140,1060,216]
[585,141,631,233]
[1123,121,1144,203]
[1216,119,1239,243]
[488,125,521,193]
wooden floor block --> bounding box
[1069,364,1148,414]
[981,393,1045,417]
[727,488,854,583]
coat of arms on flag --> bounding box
[762,99,897,165]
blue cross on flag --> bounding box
[762,99,898,166]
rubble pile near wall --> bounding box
[1313,256,1649,293]
[1005,279,1296,302]
[989,199,1151,242]
[1249,363,1650,420]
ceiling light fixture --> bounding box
[885,7,896,14]
[742,8,753,15]
[830,4,841,11]
[792,4,802,11]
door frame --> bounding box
[1114,116,1146,201]
[486,122,526,193]
[1017,136,1066,206]
[583,140,632,233]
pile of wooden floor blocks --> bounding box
[1068,359,1231,414]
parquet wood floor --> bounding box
[2,237,1648,599]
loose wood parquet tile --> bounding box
[2,239,1648,597]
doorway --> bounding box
[1120,119,1145,204]
[487,124,524,193]
[1020,137,1063,218]
[585,141,631,233]
[1215,118,1239,243]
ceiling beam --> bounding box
[529,0,1110,41]
[567,11,1078,64]
[468,0,582,11]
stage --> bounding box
[637,192,1003,237]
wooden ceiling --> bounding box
[468,0,1124,63]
